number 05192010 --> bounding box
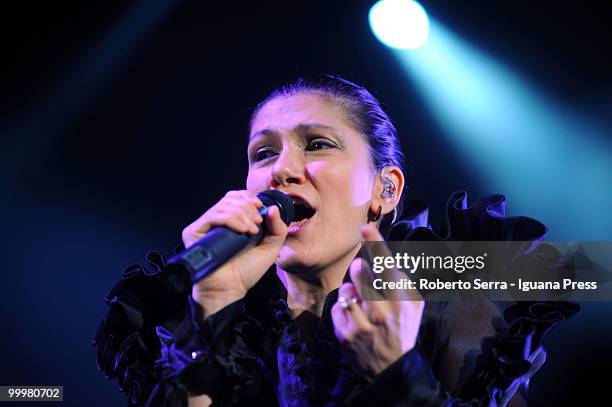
[0,386,63,401]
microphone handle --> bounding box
[163,205,269,294]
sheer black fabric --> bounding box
[93,191,580,406]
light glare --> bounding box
[369,0,430,49]
[392,21,612,240]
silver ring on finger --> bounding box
[338,296,350,310]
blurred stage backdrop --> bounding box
[1,0,611,405]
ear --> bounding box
[370,166,405,220]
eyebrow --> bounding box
[248,123,341,141]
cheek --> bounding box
[307,160,373,209]
[245,169,267,191]
[350,167,375,206]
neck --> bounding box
[276,244,361,318]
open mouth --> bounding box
[288,199,316,231]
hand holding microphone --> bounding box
[165,190,294,319]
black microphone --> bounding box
[163,190,295,294]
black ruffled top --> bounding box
[93,191,580,406]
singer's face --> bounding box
[246,93,375,273]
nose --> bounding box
[270,146,306,188]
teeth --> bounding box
[288,216,310,232]
[289,217,308,225]
[290,195,312,208]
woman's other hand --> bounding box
[331,223,425,378]
[182,190,288,319]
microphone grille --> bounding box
[257,190,295,226]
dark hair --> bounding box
[249,74,405,235]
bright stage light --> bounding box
[369,0,430,49]
[389,20,612,240]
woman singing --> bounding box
[93,75,579,406]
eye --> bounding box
[253,147,277,162]
[305,138,336,151]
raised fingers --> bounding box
[360,223,421,303]
[348,258,390,324]
[332,282,373,343]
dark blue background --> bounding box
[1,1,610,405]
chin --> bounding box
[275,243,318,274]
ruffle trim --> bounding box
[388,190,580,405]
[94,191,580,406]
[269,295,369,405]
[388,190,548,242]
[92,246,187,406]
